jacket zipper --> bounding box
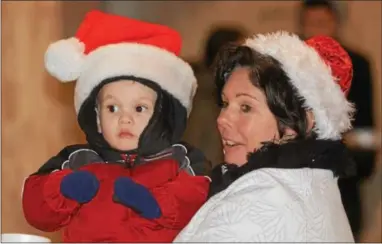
[121,154,135,168]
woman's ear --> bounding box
[280,127,297,143]
[306,110,315,132]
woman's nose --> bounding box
[217,109,232,129]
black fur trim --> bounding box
[208,138,356,198]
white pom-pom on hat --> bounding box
[44,37,86,82]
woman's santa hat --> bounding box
[44,10,196,116]
[244,31,354,140]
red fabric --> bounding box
[22,159,209,242]
[22,170,80,232]
[305,36,353,96]
[75,10,182,56]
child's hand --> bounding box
[60,171,99,203]
[113,177,161,219]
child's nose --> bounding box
[119,113,133,124]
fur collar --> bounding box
[208,138,356,198]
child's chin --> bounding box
[113,143,138,152]
[117,146,137,152]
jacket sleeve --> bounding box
[22,169,80,232]
[147,145,210,229]
[115,172,209,242]
[22,145,90,232]
[151,171,210,229]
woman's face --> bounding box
[217,67,280,166]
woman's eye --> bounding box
[107,105,119,113]
[220,101,228,109]
[240,104,252,113]
[135,105,148,113]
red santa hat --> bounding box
[44,10,196,116]
[244,31,354,140]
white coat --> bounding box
[174,139,355,242]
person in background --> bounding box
[183,26,246,172]
[299,0,376,240]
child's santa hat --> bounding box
[244,31,354,140]
[44,10,196,116]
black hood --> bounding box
[77,75,188,159]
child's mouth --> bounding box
[119,131,134,138]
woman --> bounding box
[174,31,356,242]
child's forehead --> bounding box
[98,80,157,100]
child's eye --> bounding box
[135,105,148,113]
[107,105,119,113]
[240,104,252,113]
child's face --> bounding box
[97,80,157,151]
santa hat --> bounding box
[44,10,196,116]
[244,31,354,140]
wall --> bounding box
[104,1,380,114]
[104,0,381,138]
[1,1,99,241]
[105,1,299,60]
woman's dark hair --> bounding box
[214,43,316,140]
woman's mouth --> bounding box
[222,139,241,148]
[222,139,245,157]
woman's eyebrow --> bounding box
[235,93,259,101]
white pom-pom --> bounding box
[44,37,85,82]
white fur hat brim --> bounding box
[45,39,197,116]
[244,31,354,140]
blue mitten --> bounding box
[60,171,99,204]
[113,177,161,219]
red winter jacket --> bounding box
[22,146,210,242]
